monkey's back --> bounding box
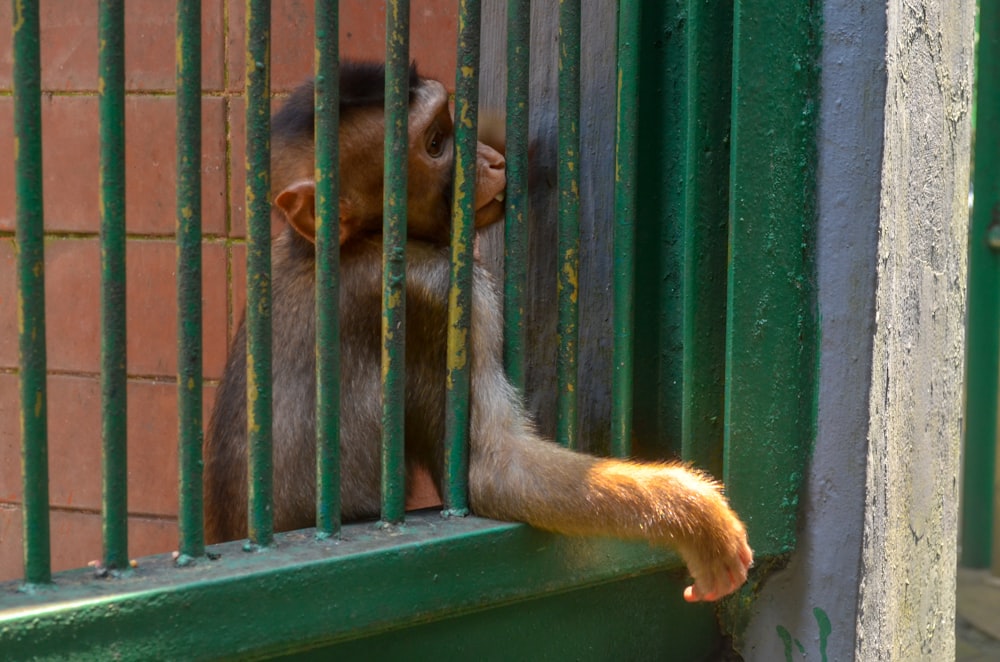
[204,231,460,542]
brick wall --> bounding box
[0,1,459,581]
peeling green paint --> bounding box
[380,0,410,525]
[556,0,581,450]
[443,0,482,516]
[245,0,274,548]
[775,607,832,661]
[503,0,531,391]
[99,0,128,572]
[314,0,342,540]
[176,0,204,560]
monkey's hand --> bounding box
[582,461,752,602]
[672,477,753,602]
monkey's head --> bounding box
[270,62,507,248]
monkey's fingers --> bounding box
[682,539,753,603]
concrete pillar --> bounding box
[741,1,975,660]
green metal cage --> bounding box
[2,1,820,658]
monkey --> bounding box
[204,61,753,603]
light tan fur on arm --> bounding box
[465,264,752,602]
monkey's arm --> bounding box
[465,266,753,602]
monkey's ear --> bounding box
[275,179,359,245]
[275,180,317,243]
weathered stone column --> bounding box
[741,2,974,659]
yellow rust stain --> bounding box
[387,289,403,309]
[458,104,474,130]
[187,377,195,391]
[34,391,42,418]
[13,136,18,162]
[176,34,184,69]
[246,355,260,433]
[13,1,25,32]
[181,206,193,220]
[98,76,105,97]
[461,66,474,78]
[446,329,469,390]
[561,261,579,304]
[453,167,469,205]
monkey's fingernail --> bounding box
[494,191,505,202]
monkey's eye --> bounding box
[426,128,447,158]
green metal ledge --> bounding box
[0,513,683,660]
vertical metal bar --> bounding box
[610,0,640,459]
[99,0,129,570]
[631,0,687,456]
[725,0,820,556]
[680,0,732,475]
[314,0,341,539]
[503,0,530,391]
[962,0,999,571]
[245,0,273,549]
[556,0,581,450]
[176,0,205,563]
[381,0,410,525]
[443,0,482,517]
[13,0,51,585]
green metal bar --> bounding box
[503,0,530,391]
[556,0,581,450]
[443,0,482,517]
[99,0,128,570]
[314,0,341,539]
[681,0,732,475]
[725,0,820,556]
[632,0,687,457]
[175,0,204,563]
[13,0,51,586]
[381,0,410,525]
[610,0,640,459]
[962,0,999,570]
[245,0,273,549]
[0,515,684,661]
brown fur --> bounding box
[204,63,752,603]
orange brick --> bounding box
[225,0,459,93]
[0,373,17,502]
[40,96,101,233]
[125,96,228,236]
[0,504,22,582]
[44,510,178,576]
[1,96,229,235]
[40,238,228,377]
[227,0,315,93]
[339,0,458,88]
[229,242,247,340]
[0,2,99,92]
[45,376,102,511]
[0,239,15,368]
[0,96,101,233]
[124,0,226,91]
[0,374,216,515]
[228,96,287,239]
[125,240,229,378]
[0,509,179,583]
[0,99,11,231]
[45,238,101,373]
[0,1,225,91]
